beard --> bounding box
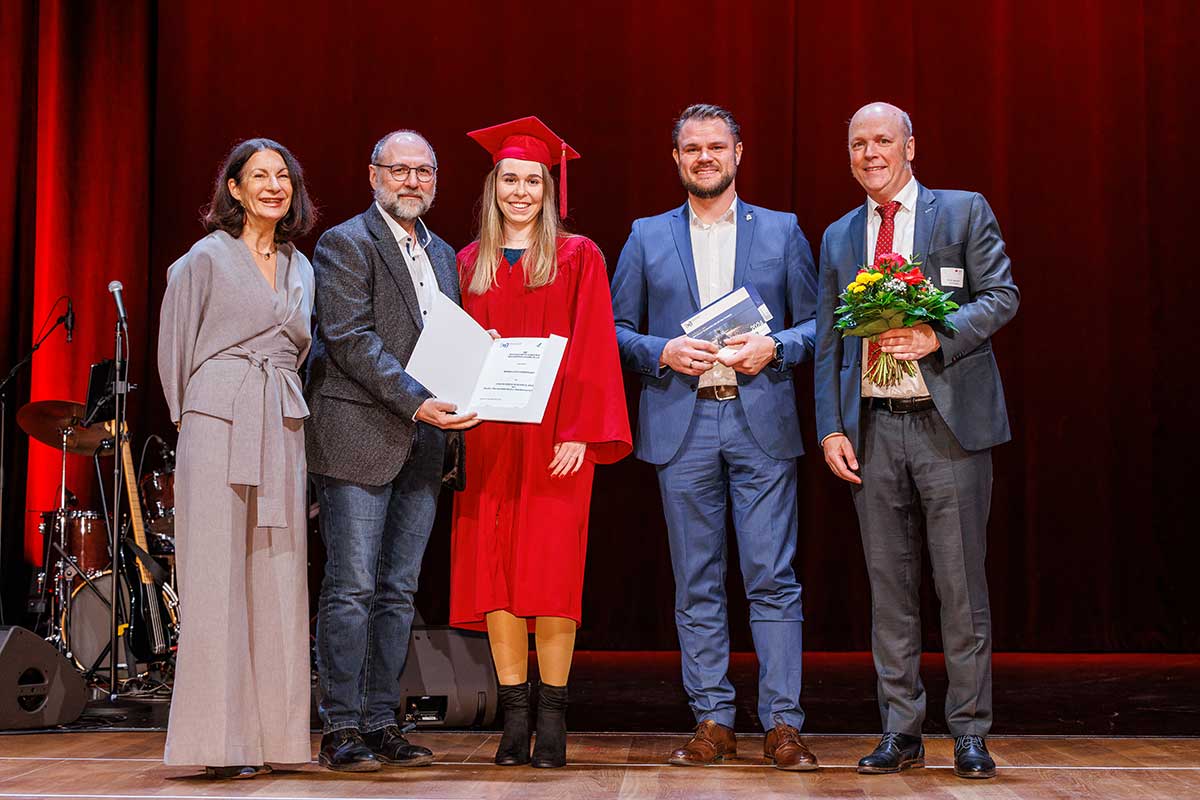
[679,162,736,199]
[375,183,434,222]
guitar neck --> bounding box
[109,422,154,586]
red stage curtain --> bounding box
[1,0,40,613]
[18,0,153,564]
[7,0,1198,650]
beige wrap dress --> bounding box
[157,230,314,767]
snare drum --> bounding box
[39,510,110,575]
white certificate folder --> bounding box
[406,291,567,423]
[680,283,773,345]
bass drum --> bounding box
[61,571,179,673]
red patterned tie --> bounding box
[868,200,902,369]
[873,200,901,259]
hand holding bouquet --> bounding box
[834,253,959,387]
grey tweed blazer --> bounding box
[305,205,460,485]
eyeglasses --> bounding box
[373,162,437,183]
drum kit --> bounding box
[17,398,179,686]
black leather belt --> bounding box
[868,396,935,413]
[697,385,739,401]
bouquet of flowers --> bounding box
[834,252,959,387]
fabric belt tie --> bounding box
[214,345,307,529]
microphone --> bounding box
[107,281,128,325]
[64,299,74,343]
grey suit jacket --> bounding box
[814,183,1020,454]
[305,205,460,485]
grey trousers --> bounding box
[851,405,993,737]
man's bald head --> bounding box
[371,129,437,168]
[849,102,913,139]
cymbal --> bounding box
[16,400,113,456]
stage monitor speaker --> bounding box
[398,625,497,728]
[0,626,87,730]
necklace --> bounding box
[243,236,276,260]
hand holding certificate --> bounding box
[407,292,567,423]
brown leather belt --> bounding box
[697,385,739,401]
[868,396,935,413]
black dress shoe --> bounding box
[203,765,269,779]
[319,729,382,772]
[362,725,435,767]
[954,735,996,779]
[857,732,925,774]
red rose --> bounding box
[898,269,925,286]
[874,252,907,270]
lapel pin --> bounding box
[745,213,753,221]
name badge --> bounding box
[940,267,965,288]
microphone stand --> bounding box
[106,316,129,701]
[0,313,70,627]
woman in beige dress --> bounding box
[157,138,316,778]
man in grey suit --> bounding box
[306,130,479,772]
[814,102,1019,779]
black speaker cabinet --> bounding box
[398,626,497,728]
[0,626,87,730]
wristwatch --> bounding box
[769,335,785,370]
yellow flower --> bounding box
[866,272,884,284]
[851,284,867,293]
[855,272,872,285]
[845,282,858,292]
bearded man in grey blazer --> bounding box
[814,103,1019,780]
[306,130,479,772]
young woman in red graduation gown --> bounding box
[450,117,631,768]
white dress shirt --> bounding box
[688,195,738,389]
[861,176,931,398]
[375,202,437,319]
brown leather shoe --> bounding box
[668,720,736,766]
[763,723,819,771]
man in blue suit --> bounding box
[814,102,1019,780]
[612,104,819,771]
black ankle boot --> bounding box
[494,682,532,766]
[532,682,568,768]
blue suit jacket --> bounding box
[814,183,1020,454]
[612,199,818,465]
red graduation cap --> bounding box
[467,116,580,218]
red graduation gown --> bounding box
[449,236,632,631]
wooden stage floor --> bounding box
[1,731,1197,799]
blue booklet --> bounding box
[680,282,774,346]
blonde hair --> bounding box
[467,162,564,295]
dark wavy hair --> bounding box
[202,137,316,242]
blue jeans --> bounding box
[313,424,444,734]
[656,397,806,731]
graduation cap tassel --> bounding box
[559,141,568,219]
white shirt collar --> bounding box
[688,194,738,228]
[866,174,919,217]
[375,202,431,248]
